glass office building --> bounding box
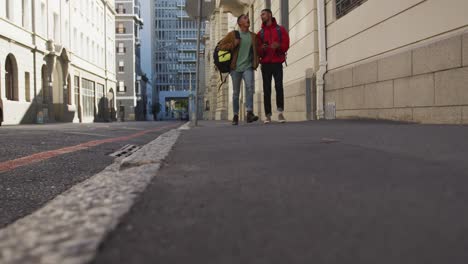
[154,0,204,93]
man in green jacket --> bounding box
[218,14,259,125]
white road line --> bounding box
[0,125,185,264]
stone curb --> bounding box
[0,125,187,264]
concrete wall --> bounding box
[324,0,468,124]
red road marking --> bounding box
[0,123,181,173]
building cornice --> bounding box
[102,0,117,15]
[115,14,144,25]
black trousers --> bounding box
[261,63,284,116]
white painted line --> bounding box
[178,121,191,130]
[0,128,182,264]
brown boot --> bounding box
[232,114,239,125]
[246,111,258,123]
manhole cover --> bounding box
[110,144,141,158]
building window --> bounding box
[118,61,124,72]
[116,23,126,34]
[5,54,18,101]
[53,13,59,40]
[6,0,12,20]
[117,43,126,54]
[64,20,69,44]
[101,47,104,66]
[117,4,126,14]
[86,37,90,60]
[336,0,366,19]
[74,76,80,108]
[81,78,95,118]
[22,0,31,29]
[41,2,46,35]
[118,81,126,92]
[80,33,84,56]
[92,41,95,63]
[25,72,31,102]
[96,83,105,111]
[91,1,95,25]
[73,28,77,52]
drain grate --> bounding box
[109,144,141,158]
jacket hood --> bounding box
[261,17,278,29]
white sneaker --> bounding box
[278,113,286,123]
[264,115,271,124]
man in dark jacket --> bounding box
[218,14,259,125]
[257,9,290,123]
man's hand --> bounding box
[270,42,280,49]
[234,39,240,47]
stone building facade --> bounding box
[197,0,468,124]
[115,0,145,121]
[0,0,117,125]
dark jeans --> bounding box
[261,63,284,116]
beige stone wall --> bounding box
[325,33,468,124]
[323,0,468,124]
[325,0,468,70]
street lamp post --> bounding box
[192,0,202,126]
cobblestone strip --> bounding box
[0,127,185,264]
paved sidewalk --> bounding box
[93,120,468,264]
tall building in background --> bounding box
[115,0,145,121]
[0,0,117,125]
[140,0,155,120]
[153,0,205,120]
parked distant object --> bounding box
[173,110,189,121]
[152,103,161,121]
[182,111,189,121]
[36,111,44,124]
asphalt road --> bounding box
[0,121,182,228]
[93,120,468,264]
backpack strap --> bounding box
[276,25,287,66]
[276,25,281,42]
[234,30,240,39]
[218,72,230,91]
[261,26,281,42]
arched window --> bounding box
[5,54,18,101]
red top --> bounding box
[256,18,290,64]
